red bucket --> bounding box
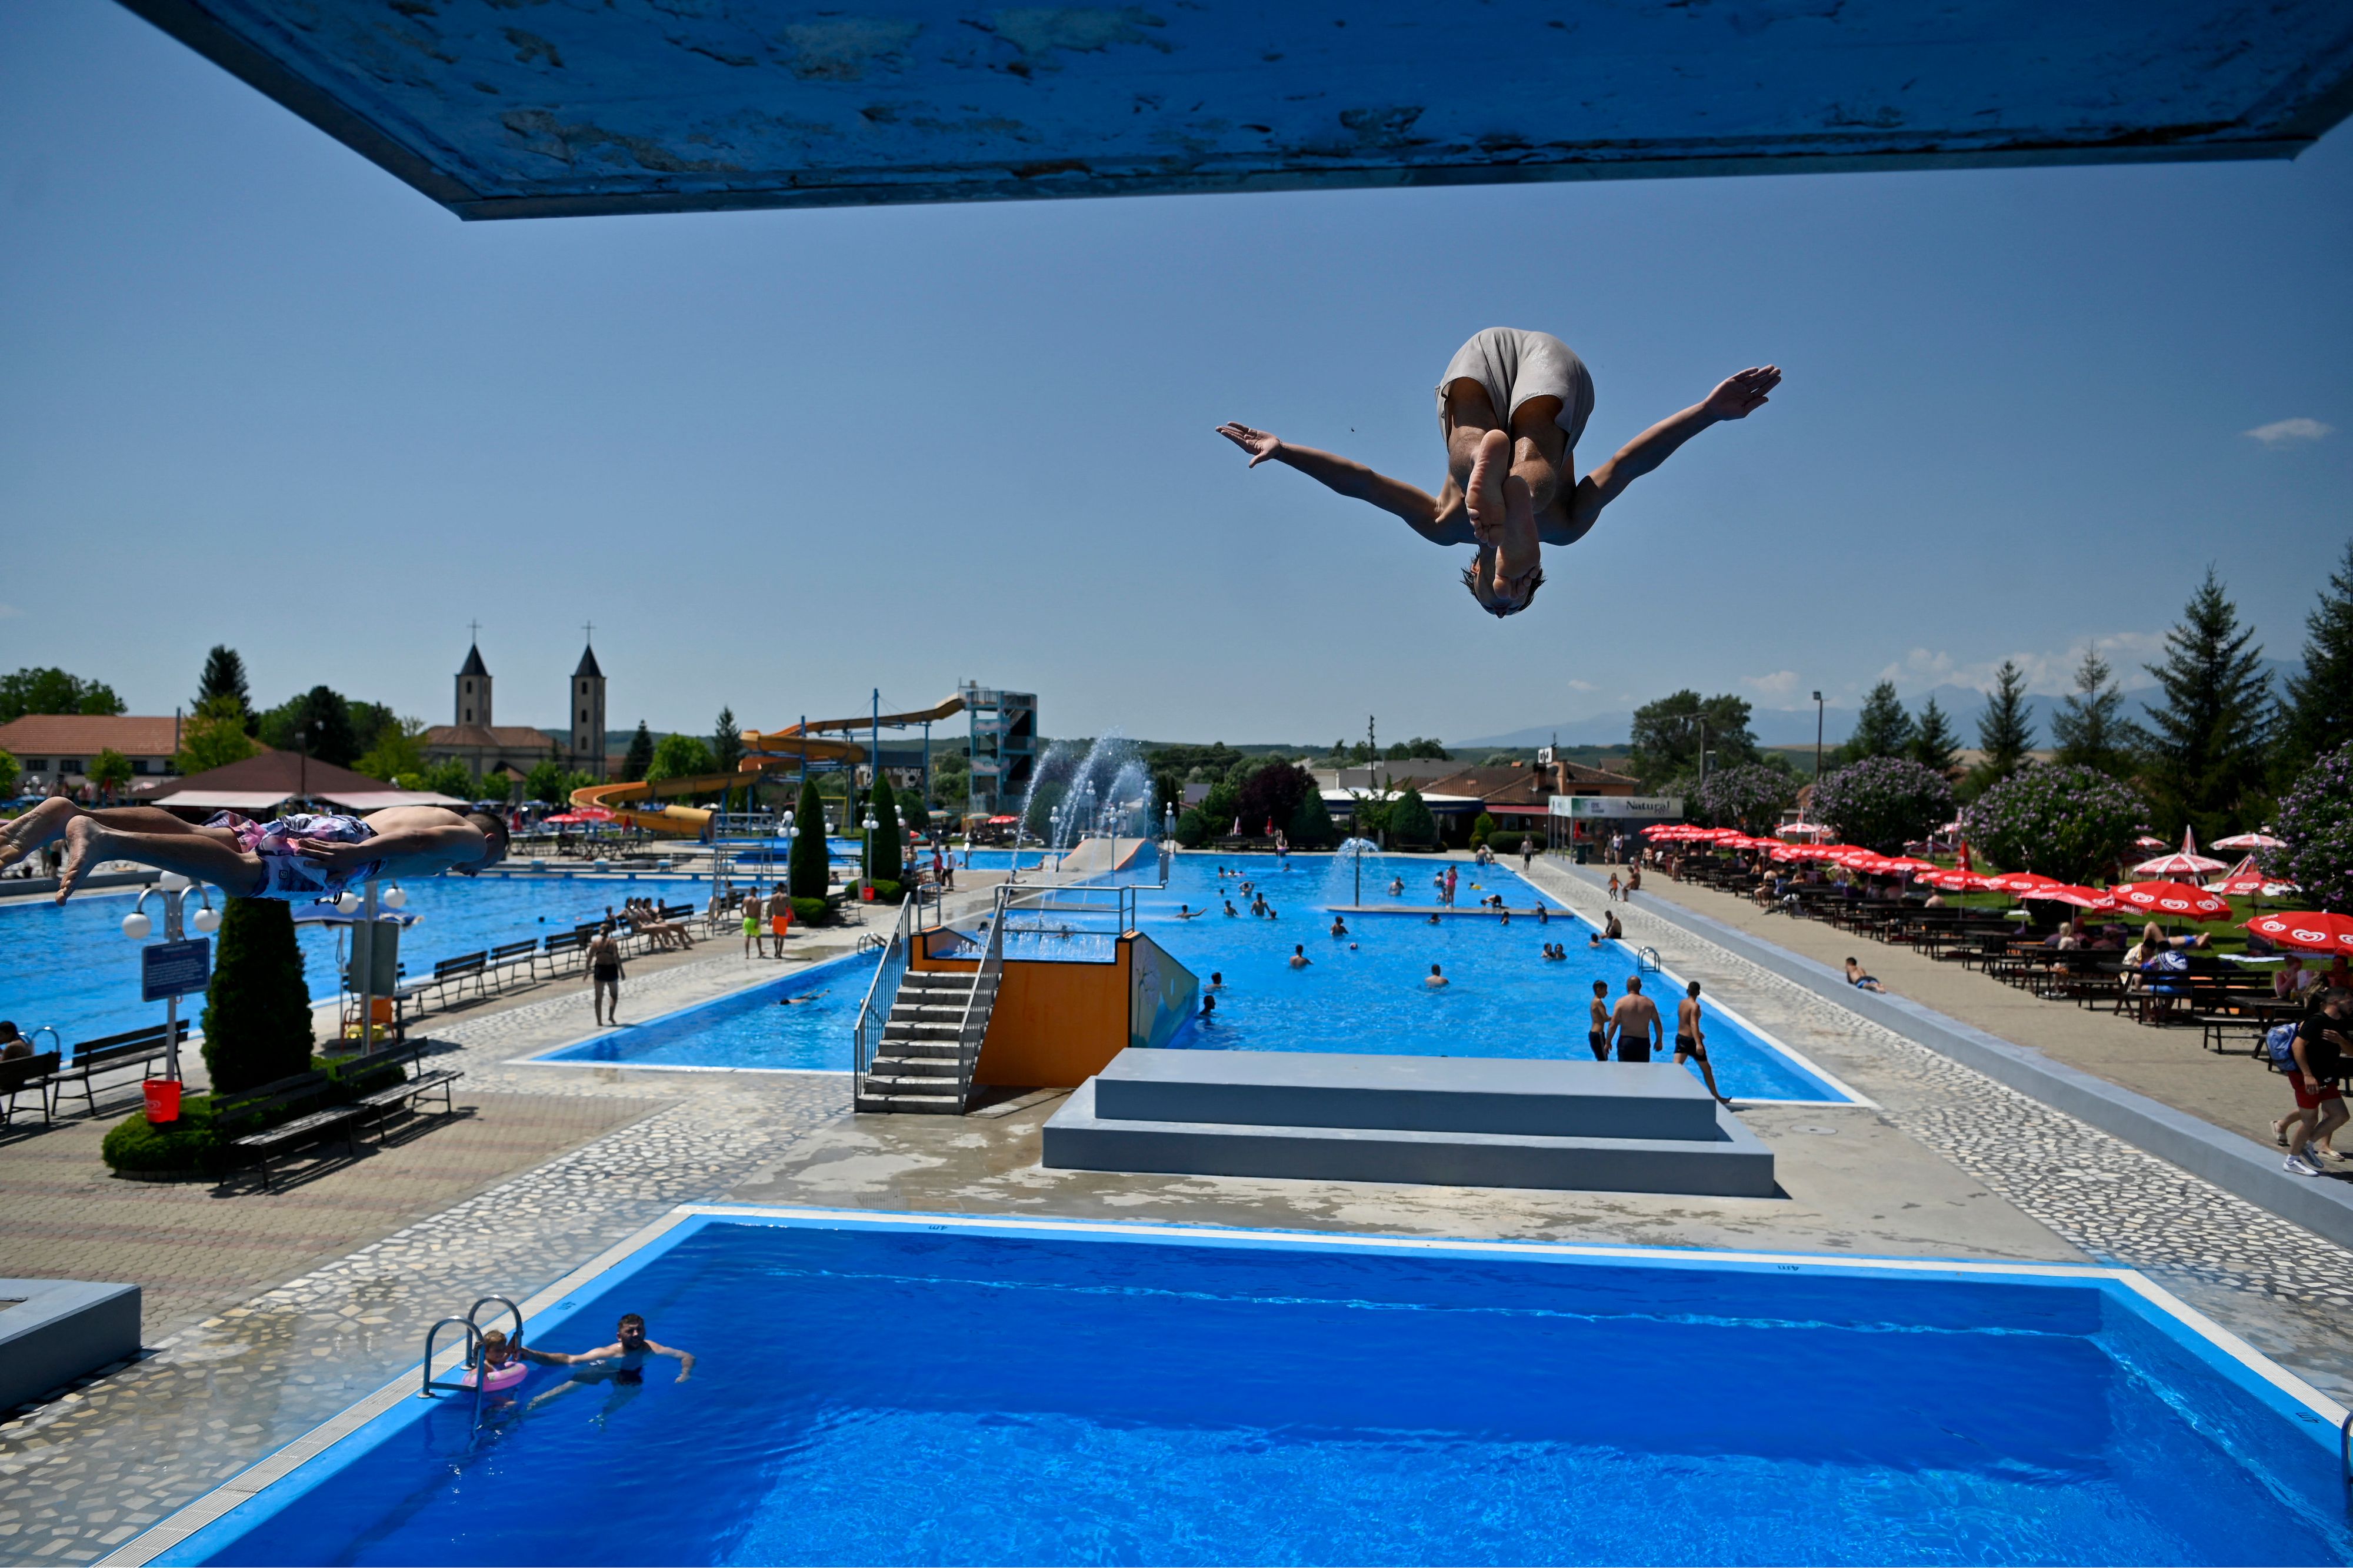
[144,1077,183,1124]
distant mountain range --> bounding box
[1455,659,2304,752]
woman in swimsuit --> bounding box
[588,922,624,1027]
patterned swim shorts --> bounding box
[205,812,384,900]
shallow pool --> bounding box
[0,874,708,1050]
[151,1210,2352,1567]
[530,952,868,1073]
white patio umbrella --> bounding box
[2132,826,2229,878]
[2209,830,2285,850]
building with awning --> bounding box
[136,752,467,815]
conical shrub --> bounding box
[199,898,314,1095]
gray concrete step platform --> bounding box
[1044,1050,1775,1197]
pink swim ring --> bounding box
[461,1359,527,1391]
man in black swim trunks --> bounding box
[1610,976,1662,1063]
[1676,980,1728,1102]
[1587,979,1611,1061]
[523,1312,694,1415]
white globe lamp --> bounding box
[121,910,152,939]
[191,905,222,934]
[381,883,408,910]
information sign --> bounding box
[141,939,212,1003]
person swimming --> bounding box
[1425,963,1449,989]
[1176,902,1209,920]
[522,1313,694,1414]
[1289,944,1313,969]
[1329,916,1348,937]
[1388,876,1405,897]
[776,989,829,1006]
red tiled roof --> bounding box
[0,714,183,758]
[424,724,557,752]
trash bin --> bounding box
[1574,844,1591,865]
[143,1077,182,1124]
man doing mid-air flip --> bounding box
[1218,328,1779,616]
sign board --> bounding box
[141,938,211,1002]
[1548,795,1684,819]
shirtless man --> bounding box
[4,797,505,903]
[1219,329,1779,616]
[1586,979,1612,1062]
[1425,963,1449,989]
[1610,975,1664,1063]
[522,1312,694,1416]
[1676,980,1728,1102]
[1289,944,1313,970]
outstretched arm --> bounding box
[1215,424,1454,543]
[1566,367,1780,533]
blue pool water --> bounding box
[1136,855,1843,1102]
[159,1212,2351,1566]
[0,874,708,1050]
[538,853,1846,1100]
[533,952,869,1072]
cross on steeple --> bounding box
[581,619,595,644]
[468,619,482,643]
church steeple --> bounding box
[570,633,607,779]
[456,638,492,728]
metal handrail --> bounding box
[851,896,916,1094]
[949,889,1011,1109]
[466,1295,524,1347]
[418,1317,484,1399]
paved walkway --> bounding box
[1612,866,2290,1147]
[6,856,2351,1565]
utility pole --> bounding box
[1812,690,1825,812]
[1367,715,1377,788]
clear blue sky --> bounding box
[4,0,2348,748]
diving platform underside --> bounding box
[115,2,2353,222]
[1044,1049,1776,1197]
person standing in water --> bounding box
[1217,329,1779,616]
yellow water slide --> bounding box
[569,696,966,836]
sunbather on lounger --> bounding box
[3,797,506,903]
[1218,328,1779,616]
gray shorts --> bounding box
[1437,328,1595,448]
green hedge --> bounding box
[791,896,830,926]
[100,1053,405,1176]
[852,879,906,904]
[1487,831,1527,855]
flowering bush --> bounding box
[2265,742,2353,912]
[1698,765,1797,831]
[1961,763,2143,884]
[1813,756,1954,854]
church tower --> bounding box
[571,643,607,778]
[456,642,492,728]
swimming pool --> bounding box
[526,854,1851,1102]
[137,1207,2352,1566]
[1137,855,1848,1102]
[526,952,868,1073]
[0,874,708,1050]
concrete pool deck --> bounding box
[5,850,2351,1564]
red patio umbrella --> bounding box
[2111,880,2233,921]
[2022,883,2118,910]
[2244,910,2353,955]
[2210,831,2285,850]
[1983,872,2058,893]
[1919,869,1998,893]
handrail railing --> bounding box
[949,888,1011,1109]
[418,1317,484,1399]
[851,896,916,1095]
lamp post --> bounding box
[122,872,218,1086]
[1812,691,1825,813]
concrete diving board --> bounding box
[1045,1049,1774,1197]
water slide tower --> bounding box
[957,682,1035,816]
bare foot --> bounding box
[0,797,76,870]
[56,815,118,902]
[1465,428,1509,544]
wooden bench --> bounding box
[1,1050,61,1126]
[538,928,590,979]
[46,1022,192,1119]
[346,1041,465,1135]
[216,1069,368,1190]
[429,952,490,1006]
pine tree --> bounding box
[1288,786,1339,848]
[196,646,254,733]
[1844,682,1914,762]
[1387,787,1439,848]
[621,722,655,783]
[712,706,744,778]
[2051,650,2129,775]
[788,776,829,899]
[2140,567,2272,837]
[1907,696,1960,778]
[1968,660,2035,795]
[2281,538,2353,770]
[866,774,904,889]
[199,899,315,1097]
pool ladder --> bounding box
[417,1295,525,1400]
[1635,946,1662,973]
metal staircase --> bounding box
[853,890,1006,1114]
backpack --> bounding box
[2266,1022,2301,1068]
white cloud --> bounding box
[1877,632,2167,696]
[2245,417,2333,448]
[1564,679,1597,692]
[1742,669,1802,698]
